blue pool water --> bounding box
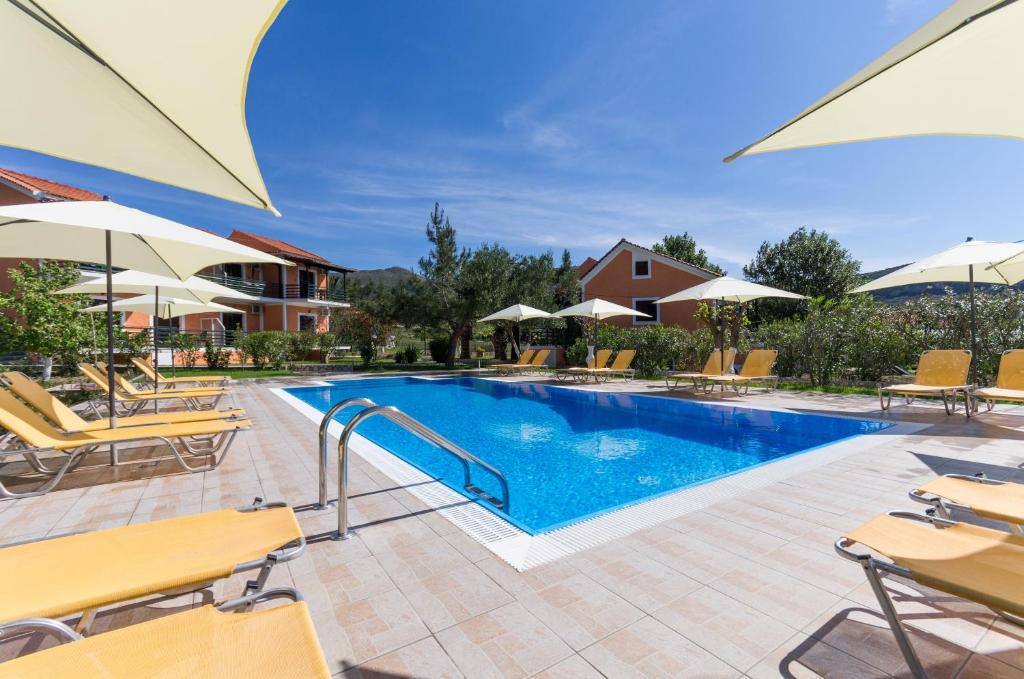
[289,377,890,534]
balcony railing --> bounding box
[196,273,266,298]
[261,283,347,303]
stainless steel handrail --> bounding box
[326,402,510,540]
[316,397,377,509]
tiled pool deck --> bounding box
[3,372,1024,677]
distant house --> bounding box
[579,239,720,330]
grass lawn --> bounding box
[168,368,295,379]
[775,381,879,397]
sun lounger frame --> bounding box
[908,473,1024,534]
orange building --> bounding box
[578,239,720,330]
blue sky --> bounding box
[2,0,1020,274]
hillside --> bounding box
[349,266,419,288]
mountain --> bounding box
[349,266,419,288]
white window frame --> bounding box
[297,312,318,333]
[220,311,247,333]
[631,253,652,280]
[631,297,660,325]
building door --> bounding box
[221,312,245,345]
[298,269,316,299]
[298,313,317,333]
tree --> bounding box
[0,261,91,379]
[743,227,860,320]
[652,233,725,275]
[552,249,580,308]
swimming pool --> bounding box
[288,377,890,534]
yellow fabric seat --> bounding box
[0,506,302,623]
[103,364,228,397]
[0,389,250,452]
[132,357,231,385]
[2,371,245,432]
[879,349,972,417]
[667,348,737,380]
[845,513,1024,618]
[704,349,778,393]
[0,600,330,679]
[916,476,1024,525]
[975,350,1024,410]
[588,349,636,380]
[493,349,535,373]
[511,348,550,374]
[80,364,224,402]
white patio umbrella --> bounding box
[554,299,650,363]
[61,270,258,395]
[478,304,553,357]
[852,239,1024,379]
[0,0,286,212]
[0,200,289,439]
[726,0,1023,162]
[656,276,804,374]
[84,296,238,318]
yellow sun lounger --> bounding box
[588,349,636,382]
[81,363,228,414]
[0,502,303,628]
[665,348,737,391]
[879,349,973,418]
[555,349,611,382]
[837,511,1024,678]
[974,349,1024,413]
[493,349,535,375]
[2,371,245,433]
[510,348,550,375]
[131,356,231,387]
[0,589,329,678]
[703,349,778,394]
[910,474,1024,530]
[0,389,250,498]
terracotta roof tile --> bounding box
[228,229,355,272]
[0,168,104,202]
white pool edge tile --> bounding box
[271,385,927,571]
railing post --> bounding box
[316,397,376,509]
[335,405,401,540]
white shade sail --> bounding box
[0,0,285,212]
[0,200,290,280]
[656,276,805,304]
[554,298,650,321]
[852,240,1024,293]
[479,304,553,323]
[726,0,1021,162]
[59,270,257,303]
[84,295,236,319]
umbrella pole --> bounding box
[89,313,98,364]
[153,286,160,414]
[969,263,978,386]
[719,300,725,384]
[105,230,118,465]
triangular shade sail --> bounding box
[656,276,804,304]
[726,0,1022,162]
[0,0,285,212]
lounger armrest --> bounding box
[217,587,302,612]
[0,617,82,644]
[834,535,913,578]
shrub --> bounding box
[394,345,418,364]
[316,332,340,363]
[289,331,318,361]
[202,334,228,370]
[565,338,588,367]
[238,331,291,369]
[171,333,201,368]
[428,338,448,363]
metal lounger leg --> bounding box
[860,557,927,679]
[0,450,81,500]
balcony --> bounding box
[196,273,266,298]
[260,283,347,303]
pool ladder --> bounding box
[316,398,510,540]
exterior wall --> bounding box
[582,249,708,330]
[0,184,35,294]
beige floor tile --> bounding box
[399,561,514,633]
[575,548,701,614]
[532,655,605,678]
[580,616,739,678]
[342,637,464,679]
[518,573,645,651]
[746,632,890,679]
[651,586,795,672]
[436,602,573,678]
[957,653,1024,679]
[709,563,841,630]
